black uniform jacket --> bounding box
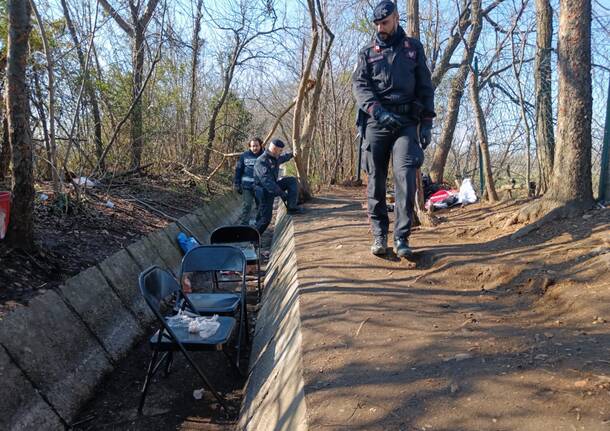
[254,151,293,196]
[352,26,435,122]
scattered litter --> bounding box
[72,176,98,188]
[38,193,49,201]
[167,312,220,339]
[355,317,370,337]
[450,382,460,393]
[335,244,343,249]
[105,200,114,209]
[192,388,205,399]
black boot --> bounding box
[394,238,413,258]
[371,235,388,255]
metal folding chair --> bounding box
[210,225,262,298]
[180,245,249,368]
[137,266,236,415]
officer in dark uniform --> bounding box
[234,137,264,224]
[352,0,435,257]
[253,139,303,235]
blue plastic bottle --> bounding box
[177,232,199,254]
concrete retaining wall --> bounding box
[238,209,308,431]
[0,193,240,430]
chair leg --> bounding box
[175,344,229,413]
[151,352,169,376]
[138,347,160,415]
[164,352,174,376]
[256,259,262,300]
[223,348,244,377]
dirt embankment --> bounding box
[292,187,609,431]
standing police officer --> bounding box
[352,0,435,257]
[253,139,303,235]
[234,137,264,225]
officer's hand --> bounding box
[419,124,432,150]
[373,106,403,132]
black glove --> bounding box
[372,105,403,132]
[419,123,432,150]
[280,192,289,206]
[234,184,242,195]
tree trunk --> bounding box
[430,0,471,89]
[548,0,593,206]
[188,0,204,166]
[429,0,483,183]
[470,58,499,201]
[131,26,145,168]
[31,0,59,192]
[202,72,234,174]
[511,31,534,197]
[508,0,593,227]
[61,0,104,171]
[6,0,35,249]
[406,0,420,40]
[32,70,52,180]
[0,115,10,181]
[202,33,241,174]
[534,0,554,194]
[99,0,159,170]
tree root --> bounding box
[502,198,591,240]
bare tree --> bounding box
[430,0,471,88]
[511,26,534,196]
[509,0,594,225]
[292,0,334,199]
[429,0,482,183]
[534,0,554,193]
[30,0,60,193]
[6,0,34,249]
[99,0,160,169]
[61,0,105,171]
[188,0,204,166]
[470,57,499,201]
[201,1,283,173]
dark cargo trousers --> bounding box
[364,121,423,241]
[255,177,299,235]
[238,188,256,225]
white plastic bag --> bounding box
[458,178,477,204]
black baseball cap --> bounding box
[373,0,396,23]
[270,139,285,148]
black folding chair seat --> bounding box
[149,316,236,351]
[181,293,240,315]
[210,225,262,298]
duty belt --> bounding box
[385,104,411,115]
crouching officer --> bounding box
[352,0,435,257]
[254,139,304,235]
[234,137,264,224]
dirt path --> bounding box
[292,188,610,431]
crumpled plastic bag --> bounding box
[188,315,220,339]
[166,311,220,339]
[457,178,477,204]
